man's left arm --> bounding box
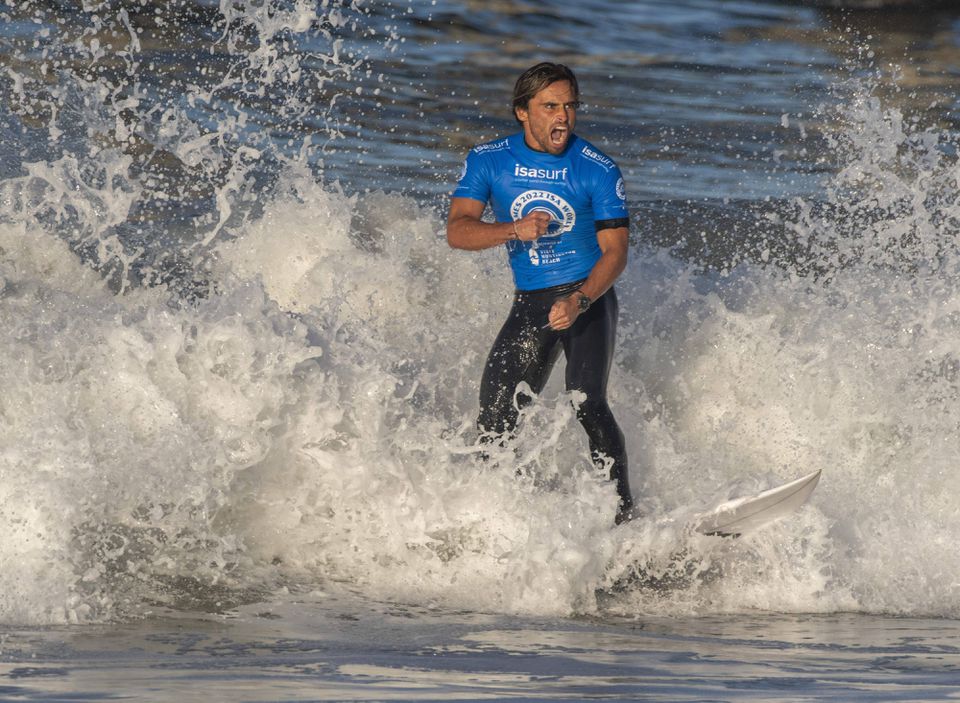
[547,225,628,330]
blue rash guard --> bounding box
[452,132,629,291]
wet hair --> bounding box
[511,62,579,123]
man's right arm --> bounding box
[446,197,514,251]
[446,197,552,251]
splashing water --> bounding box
[2,2,960,626]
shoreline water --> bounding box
[4,594,960,701]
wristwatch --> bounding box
[573,290,591,312]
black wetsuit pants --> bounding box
[478,281,633,516]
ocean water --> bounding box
[3,0,960,699]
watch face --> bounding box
[577,293,590,311]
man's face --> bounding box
[516,80,578,155]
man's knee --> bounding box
[576,398,625,452]
[479,382,537,438]
[575,397,613,426]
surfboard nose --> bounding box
[693,470,822,538]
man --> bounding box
[446,62,634,524]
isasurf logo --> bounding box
[509,190,576,239]
[514,164,568,180]
[581,145,614,169]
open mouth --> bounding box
[550,126,567,146]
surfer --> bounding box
[446,62,634,524]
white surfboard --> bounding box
[692,469,821,537]
[598,470,822,597]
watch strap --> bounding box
[573,290,591,312]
